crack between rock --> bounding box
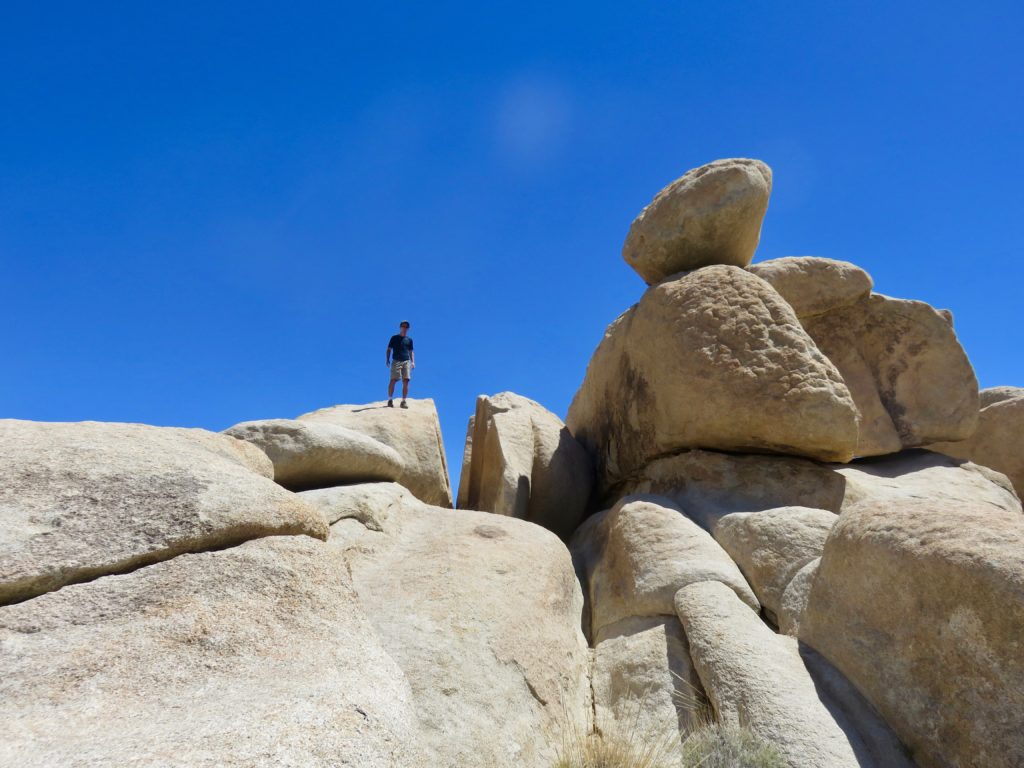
[0,525,324,608]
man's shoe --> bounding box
[387,399,394,408]
[400,400,408,409]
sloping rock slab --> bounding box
[0,420,326,605]
[0,536,423,767]
[330,492,591,768]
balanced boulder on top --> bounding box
[622,158,772,284]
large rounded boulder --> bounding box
[622,158,773,284]
[567,265,859,492]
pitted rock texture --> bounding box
[0,419,326,606]
[623,158,772,284]
[803,293,979,457]
[567,266,858,492]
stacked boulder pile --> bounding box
[2,158,1023,768]
[459,158,1024,768]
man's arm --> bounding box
[410,349,415,368]
[385,340,392,366]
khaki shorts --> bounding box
[390,360,412,380]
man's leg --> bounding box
[388,376,397,404]
[402,377,410,400]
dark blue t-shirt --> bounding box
[389,334,414,362]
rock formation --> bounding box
[622,157,772,284]
[457,391,593,538]
[224,417,405,490]
[567,265,859,492]
[298,399,453,507]
[928,385,1024,497]
[4,156,1022,767]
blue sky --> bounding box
[3,2,1022,495]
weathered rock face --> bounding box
[747,257,872,318]
[457,391,593,539]
[800,452,1024,768]
[622,158,773,284]
[929,385,1024,498]
[224,417,405,490]
[675,581,913,768]
[567,266,859,491]
[0,420,327,606]
[298,399,453,507]
[778,558,819,636]
[591,616,703,745]
[330,486,592,768]
[803,293,979,457]
[617,449,847,530]
[0,536,424,768]
[715,506,835,626]
[299,481,414,532]
[570,495,758,638]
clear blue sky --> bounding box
[3,2,1022,495]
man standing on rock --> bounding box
[386,321,415,408]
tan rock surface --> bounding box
[331,488,592,768]
[622,158,772,284]
[457,391,593,538]
[224,417,405,490]
[299,481,414,532]
[803,293,979,456]
[571,495,758,637]
[777,558,819,636]
[591,616,703,744]
[801,452,1024,768]
[929,385,1024,497]
[619,449,846,531]
[567,266,858,491]
[748,256,872,318]
[299,398,453,507]
[675,581,912,768]
[0,419,326,606]
[715,507,835,625]
[0,536,424,767]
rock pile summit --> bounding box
[2,158,1022,768]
